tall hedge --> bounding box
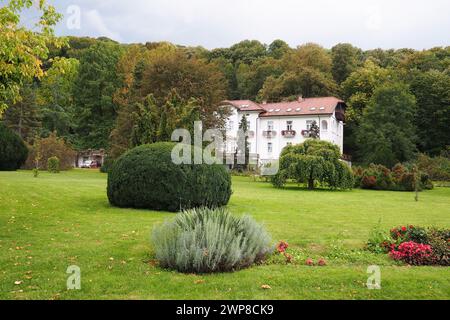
[0,123,28,171]
[107,142,232,212]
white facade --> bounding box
[222,97,345,164]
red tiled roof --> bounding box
[222,100,265,112]
[223,97,344,117]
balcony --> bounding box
[301,130,311,138]
[281,130,296,138]
[263,130,277,138]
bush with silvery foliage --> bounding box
[152,207,272,273]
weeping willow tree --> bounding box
[272,139,353,190]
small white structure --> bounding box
[221,96,346,165]
[75,149,106,168]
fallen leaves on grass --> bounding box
[261,285,271,290]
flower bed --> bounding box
[367,225,449,266]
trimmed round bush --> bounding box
[107,142,232,211]
[0,123,28,171]
[152,207,272,273]
[47,156,60,173]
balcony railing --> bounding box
[263,130,277,138]
[301,130,311,137]
[281,130,296,138]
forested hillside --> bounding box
[2,35,449,161]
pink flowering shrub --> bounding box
[389,241,433,265]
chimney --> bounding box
[298,95,303,102]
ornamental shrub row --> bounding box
[416,153,450,181]
[353,163,433,191]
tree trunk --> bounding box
[308,178,314,190]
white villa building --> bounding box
[221,96,347,166]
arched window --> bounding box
[321,120,328,131]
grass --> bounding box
[0,169,449,300]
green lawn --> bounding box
[0,170,449,300]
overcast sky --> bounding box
[23,0,450,49]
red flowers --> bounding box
[305,258,314,266]
[390,225,416,241]
[276,241,292,263]
[318,258,327,266]
[277,241,289,254]
[390,241,433,265]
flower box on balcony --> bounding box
[263,130,277,138]
[281,130,296,138]
[301,130,310,137]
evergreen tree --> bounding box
[130,96,158,147]
[235,114,250,170]
[3,82,41,143]
[309,121,320,139]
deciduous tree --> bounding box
[0,0,64,115]
[356,82,417,167]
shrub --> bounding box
[389,242,433,265]
[0,123,28,171]
[367,223,394,254]
[47,156,60,173]
[24,132,76,171]
[100,156,114,173]
[352,166,364,188]
[360,164,394,190]
[361,175,377,189]
[416,153,450,181]
[151,207,272,273]
[390,225,428,244]
[107,142,232,212]
[426,228,450,266]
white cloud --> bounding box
[53,0,450,49]
[365,5,383,31]
[83,9,122,42]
